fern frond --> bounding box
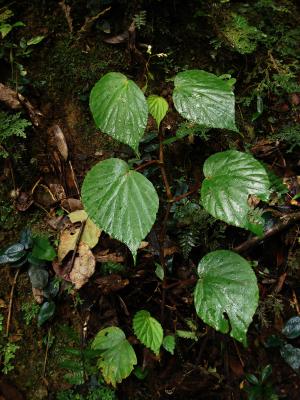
[133,10,146,30]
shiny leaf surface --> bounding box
[280,344,300,371]
[81,158,159,259]
[133,310,163,355]
[201,150,270,231]
[37,301,55,327]
[90,72,148,154]
[282,316,300,339]
[194,250,259,346]
[92,327,137,387]
[173,69,237,131]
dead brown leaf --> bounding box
[70,243,96,289]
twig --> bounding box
[234,212,300,253]
[66,220,86,275]
[42,327,52,378]
[171,184,200,203]
[6,269,20,336]
[134,159,160,171]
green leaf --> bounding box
[133,310,163,355]
[173,70,237,131]
[245,374,259,385]
[81,158,159,259]
[176,330,198,341]
[261,364,272,383]
[280,344,300,371]
[26,35,44,46]
[0,243,26,265]
[0,23,12,38]
[31,236,56,261]
[91,327,137,387]
[147,95,168,128]
[162,335,175,355]
[90,72,148,154]
[194,250,259,346]
[38,301,55,327]
[201,150,270,232]
[28,265,49,289]
[155,263,164,281]
[282,316,300,339]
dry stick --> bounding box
[5,269,20,336]
[66,219,87,275]
[234,212,300,254]
[171,184,200,203]
[42,327,52,378]
[134,159,160,171]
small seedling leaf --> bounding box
[31,236,56,261]
[282,316,300,339]
[280,344,300,372]
[92,326,137,387]
[147,95,168,128]
[162,335,175,355]
[37,301,55,327]
[133,310,163,355]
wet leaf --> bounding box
[31,236,56,261]
[173,69,237,131]
[92,326,137,387]
[90,72,148,154]
[82,158,159,260]
[201,150,270,232]
[28,265,49,289]
[162,335,175,355]
[147,95,168,128]
[69,210,101,248]
[37,301,55,327]
[133,310,163,355]
[282,316,300,339]
[280,344,300,371]
[69,243,96,289]
[194,250,259,346]
[0,243,26,265]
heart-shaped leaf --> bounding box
[173,70,237,131]
[282,316,300,339]
[81,158,159,260]
[147,95,168,128]
[92,327,137,387]
[133,310,163,355]
[90,72,148,154]
[194,250,259,346]
[201,150,270,232]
